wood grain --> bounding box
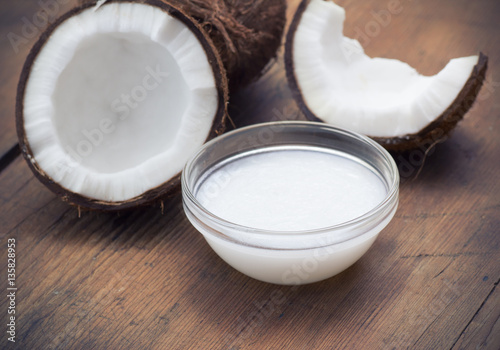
[1,0,499,349]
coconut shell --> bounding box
[79,0,287,91]
[16,0,228,211]
[285,0,488,152]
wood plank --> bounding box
[0,144,498,348]
[451,280,500,350]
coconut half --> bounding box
[16,0,228,210]
[285,0,488,151]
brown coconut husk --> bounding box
[79,0,287,91]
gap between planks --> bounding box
[0,143,20,175]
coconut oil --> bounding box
[196,147,387,231]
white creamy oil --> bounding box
[196,148,387,231]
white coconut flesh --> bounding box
[293,0,479,137]
[22,2,218,202]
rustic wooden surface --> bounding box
[1,0,499,349]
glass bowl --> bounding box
[182,121,399,285]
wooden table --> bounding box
[1,0,499,349]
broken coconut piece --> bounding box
[285,0,488,151]
[16,0,228,210]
